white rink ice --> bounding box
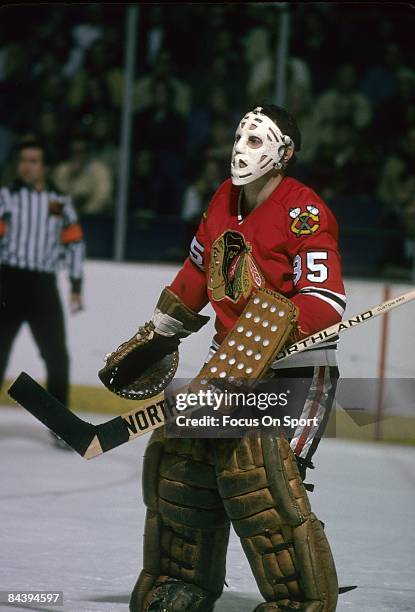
[1,406,415,612]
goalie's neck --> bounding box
[242,173,285,213]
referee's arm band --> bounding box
[61,223,84,244]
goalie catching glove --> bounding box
[98,288,210,399]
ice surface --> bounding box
[1,406,414,611]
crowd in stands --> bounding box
[0,4,414,276]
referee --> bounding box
[0,141,85,447]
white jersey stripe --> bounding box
[290,366,332,458]
[299,286,347,302]
[299,290,345,316]
[17,188,29,264]
[37,191,48,269]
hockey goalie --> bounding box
[99,105,347,611]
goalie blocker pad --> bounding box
[194,288,298,389]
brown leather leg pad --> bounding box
[130,569,157,612]
[132,435,229,611]
[214,433,338,611]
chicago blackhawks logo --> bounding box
[289,205,320,237]
[208,230,264,302]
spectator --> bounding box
[38,111,67,165]
[377,127,415,216]
[32,52,61,83]
[165,4,222,85]
[400,197,415,268]
[134,78,187,152]
[291,8,338,93]
[312,64,372,148]
[286,83,316,164]
[180,158,222,256]
[67,40,121,114]
[134,49,191,117]
[288,57,313,95]
[142,6,165,69]
[377,127,415,270]
[244,26,274,105]
[89,112,119,179]
[63,5,104,77]
[212,30,241,82]
[180,156,221,257]
[32,9,72,64]
[78,80,114,128]
[0,124,14,169]
[134,78,187,215]
[129,149,158,216]
[311,119,376,200]
[38,74,70,122]
[361,42,404,109]
[53,137,113,215]
[187,88,235,159]
[195,55,241,113]
[182,157,222,224]
[372,67,415,147]
[0,2,413,278]
[204,119,233,180]
[244,17,312,107]
[0,43,34,131]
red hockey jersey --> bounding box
[171,176,346,365]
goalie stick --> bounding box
[8,287,415,459]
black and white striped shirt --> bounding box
[0,181,85,290]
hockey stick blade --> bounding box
[8,373,134,457]
[8,373,98,456]
[8,372,172,458]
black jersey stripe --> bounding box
[299,287,346,310]
[15,190,24,266]
[27,190,37,269]
[38,191,48,269]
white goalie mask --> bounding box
[231,107,294,186]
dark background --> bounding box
[1,3,414,279]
